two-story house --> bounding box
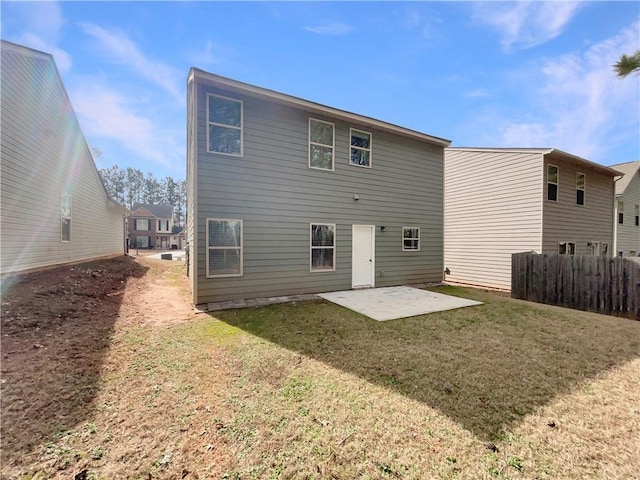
[1,41,128,275]
[444,147,622,290]
[186,69,451,305]
[611,160,640,257]
[128,203,174,250]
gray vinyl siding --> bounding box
[444,150,543,289]
[1,43,125,275]
[193,81,444,303]
[542,156,615,255]
[615,170,640,256]
[186,74,198,300]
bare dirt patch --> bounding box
[1,256,236,479]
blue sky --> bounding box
[2,1,639,180]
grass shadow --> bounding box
[0,256,148,469]
[213,286,640,441]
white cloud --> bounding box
[78,22,182,99]
[71,83,180,169]
[497,21,640,160]
[304,22,352,36]
[473,2,584,51]
[9,1,72,72]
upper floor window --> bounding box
[207,218,243,277]
[207,94,242,156]
[547,165,558,201]
[61,193,72,242]
[618,199,624,224]
[135,219,150,231]
[576,173,585,205]
[309,119,334,171]
[350,129,372,168]
[635,205,639,226]
[402,227,420,251]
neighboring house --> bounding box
[128,203,174,249]
[186,68,451,304]
[0,41,129,276]
[444,147,621,290]
[611,160,640,257]
[171,225,186,250]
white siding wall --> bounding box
[616,170,640,256]
[444,150,543,289]
[1,43,125,275]
[542,155,615,255]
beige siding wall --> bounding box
[1,44,125,275]
[616,170,640,256]
[444,150,543,289]
[542,155,615,255]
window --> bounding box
[309,119,334,171]
[135,219,150,230]
[576,173,585,205]
[135,236,150,248]
[207,94,242,156]
[402,227,420,251]
[631,251,637,257]
[558,242,575,255]
[635,205,639,226]
[158,220,169,232]
[207,219,243,277]
[61,193,71,242]
[601,243,609,256]
[547,165,558,201]
[350,128,372,167]
[618,199,624,224]
[310,223,335,271]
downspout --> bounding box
[612,175,624,256]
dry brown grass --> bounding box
[1,260,639,479]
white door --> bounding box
[352,225,375,288]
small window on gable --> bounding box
[576,173,585,205]
[207,219,243,277]
[547,165,558,201]
[558,242,575,255]
[350,129,371,167]
[309,119,334,171]
[402,227,420,251]
[207,94,242,156]
[310,223,335,271]
[61,193,72,242]
[618,199,624,224]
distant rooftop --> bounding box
[132,203,173,218]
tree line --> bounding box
[99,165,186,225]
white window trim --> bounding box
[576,172,585,206]
[558,241,576,255]
[206,218,243,278]
[308,118,335,171]
[547,164,559,202]
[61,193,72,243]
[402,226,420,252]
[618,199,624,225]
[136,218,150,231]
[310,223,336,272]
[349,128,372,168]
[206,93,243,157]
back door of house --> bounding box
[352,225,375,288]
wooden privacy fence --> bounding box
[511,253,640,319]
